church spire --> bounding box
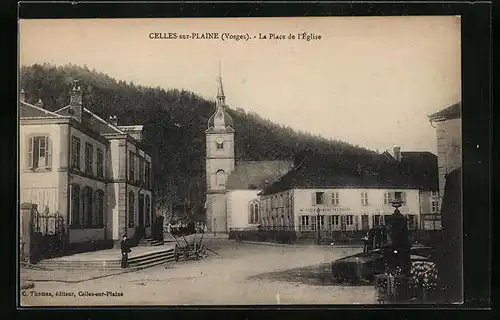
[216,60,226,107]
[207,61,234,131]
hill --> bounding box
[20,63,374,214]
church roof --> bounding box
[206,68,234,131]
[428,101,461,122]
[206,106,234,131]
[226,160,293,190]
[259,152,438,195]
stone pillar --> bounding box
[20,203,35,263]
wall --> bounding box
[419,190,442,230]
[292,188,421,231]
[70,126,108,178]
[435,118,461,198]
[260,190,294,227]
[206,132,235,192]
[206,132,235,160]
[20,122,68,215]
[108,139,125,240]
[66,126,109,243]
[206,193,227,232]
[126,140,153,185]
[126,184,153,238]
[205,130,235,232]
[69,228,105,243]
[124,140,153,239]
[227,189,261,229]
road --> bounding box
[20,239,377,306]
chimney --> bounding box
[264,180,269,189]
[20,89,26,102]
[69,80,83,122]
[35,99,43,108]
[393,146,402,162]
[109,115,118,126]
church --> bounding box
[204,73,439,234]
[204,72,293,233]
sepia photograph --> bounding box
[18,16,463,306]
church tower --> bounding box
[205,65,235,233]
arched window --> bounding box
[145,195,151,227]
[216,169,226,187]
[94,190,104,227]
[128,191,135,228]
[70,184,80,227]
[248,200,260,224]
[82,186,93,228]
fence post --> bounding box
[20,203,35,263]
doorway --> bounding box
[361,215,369,230]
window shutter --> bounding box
[46,137,52,168]
[381,215,385,225]
[312,192,316,206]
[28,137,34,169]
[354,215,359,230]
[92,190,98,227]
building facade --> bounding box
[204,73,294,233]
[261,188,429,232]
[20,84,153,248]
[225,161,293,230]
[205,73,236,233]
[428,102,462,199]
[258,151,439,232]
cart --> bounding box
[171,222,218,262]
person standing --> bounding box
[121,235,131,268]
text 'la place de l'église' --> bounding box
[148,32,322,41]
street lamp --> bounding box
[316,207,321,245]
[213,216,216,237]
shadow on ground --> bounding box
[248,263,372,287]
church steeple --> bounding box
[207,61,234,131]
[216,61,226,107]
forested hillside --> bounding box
[20,63,374,215]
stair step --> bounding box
[35,249,175,270]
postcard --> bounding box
[19,16,463,306]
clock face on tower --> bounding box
[216,138,224,144]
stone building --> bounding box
[204,73,292,233]
[258,150,439,232]
[428,101,462,199]
[19,83,154,250]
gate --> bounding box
[31,206,66,262]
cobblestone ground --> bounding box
[20,239,376,306]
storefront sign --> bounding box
[299,207,351,214]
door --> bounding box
[361,215,369,230]
[340,215,346,231]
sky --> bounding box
[19,16,461,155]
